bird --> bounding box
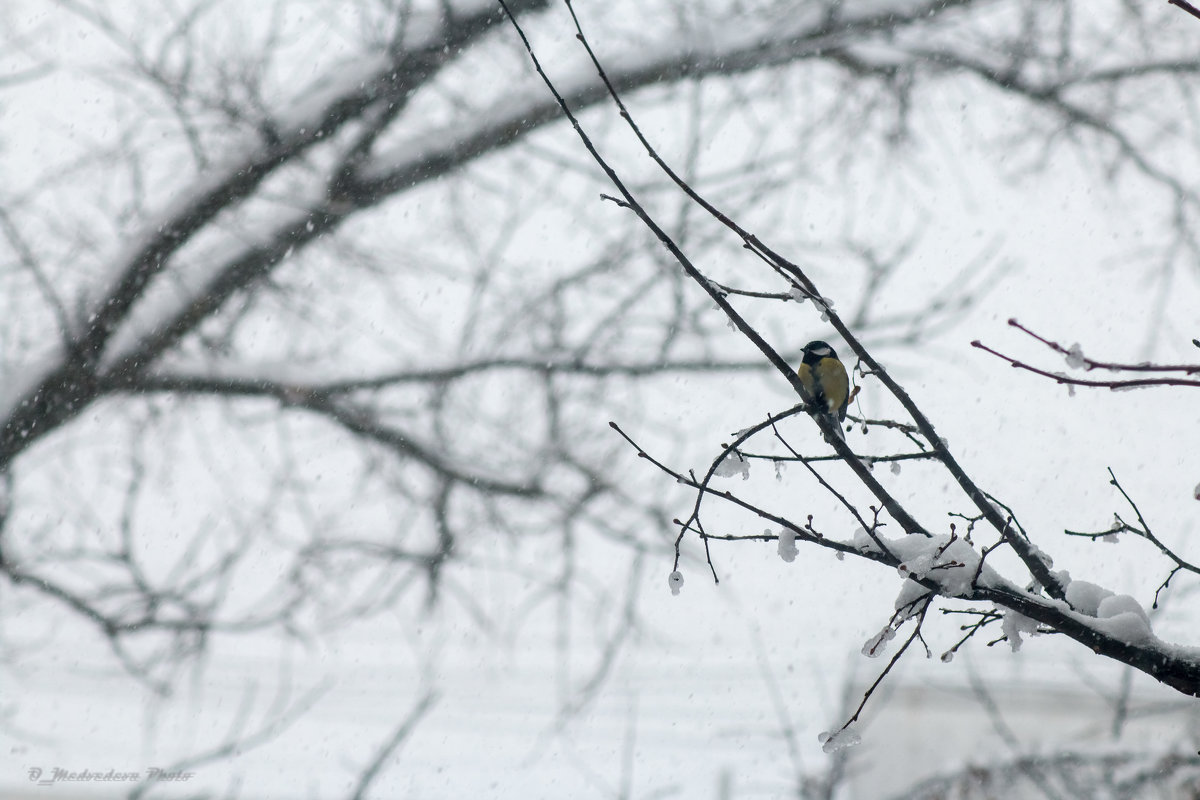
[797,340,849,439]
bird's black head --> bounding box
[801,340,837,365]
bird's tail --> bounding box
[820,411,846,443]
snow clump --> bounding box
[713,452,750,480]
[1064,579,1112,616]
[777,528,799,563]
[818,724,862,754]
[1001,610,1040,652]
[668,570,684,596]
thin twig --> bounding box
[347,690,439,800]
[973,320,1200,389]
[1008,319,1200,374]
[771,422,901,554]
[608,422,879,566]
[674,404,809,578]
[939,608,1003,661]
[838,597,932,730]
[1065,468,1200,608]
[738,450,936,465]
[972,340,1200,389]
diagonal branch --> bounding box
[347,690,439,800]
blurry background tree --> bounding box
[1,0,1198,796]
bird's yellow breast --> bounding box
[798,357,849,420]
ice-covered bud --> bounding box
[777,528,799,563]
[1064,343,1087,369]
[713,452,751,481]
[897,554,934,580]
[668,570,684,596]
[788,286,809,303]
[862,625,896,657]
[818,725,862,754]
[890,461,902,475]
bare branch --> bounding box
[1065,468,1200,608]
[346,690,439,800]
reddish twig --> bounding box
[973,319,1200,389]
[1008,318,1200,375]
[971,344,1200,389]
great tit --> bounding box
[798,340,849,437]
